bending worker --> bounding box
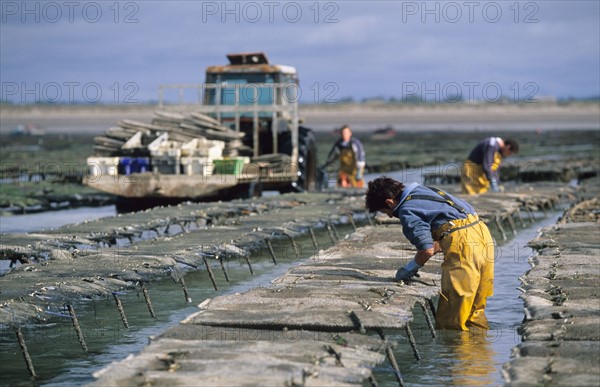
[323,125,366,188]
[365,176,495,330]
[461,137,519,194]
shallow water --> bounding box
[0,205,116,234]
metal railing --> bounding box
[157,82,299,164]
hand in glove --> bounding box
[490,179,500,192]
[355,167,364,181]
[395,259,422,282]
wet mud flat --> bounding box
[84,184,570,386]
[503,177,600,386]
[2,102,599,134]
[422,155,598,186]
[2,128,598,215]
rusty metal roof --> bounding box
[206,52,297,74]
[227,52,269,65]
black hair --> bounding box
[505,138,519,153]
[365,176,405,212]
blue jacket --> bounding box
[392,183,476,250]
[467,137,502,182]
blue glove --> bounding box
[395,259,422,282]
[395,268,416,281]
[490,179,500,192]
[355,170,363,181]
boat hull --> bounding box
[85,173,240,198]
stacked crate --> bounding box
[180,138,226,176]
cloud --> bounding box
[1,1,598,102]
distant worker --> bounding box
[365,176,495,330]
[461,137,519,194]
[323,125,366,188]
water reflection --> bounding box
[387,319,499,387]
[440,329,497,386]
[0,205,116,234]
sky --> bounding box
[1,0,599,104]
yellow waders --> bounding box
[433,214,495,330]
[460,152,502,194]
[338,148,363,188]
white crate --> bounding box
[87,157,119,177]
[181,138,225,158]
[180,157,213,176]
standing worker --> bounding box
[323,125,366,188]
[461,137,519,194]
[365,176,495,330]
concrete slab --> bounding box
[503,179,600,386]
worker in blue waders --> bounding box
[461,137,519,194]
[365,176,495,330]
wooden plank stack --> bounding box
[93,111,248,157]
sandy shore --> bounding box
[1,102,598,133]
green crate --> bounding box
[213,158,246,175]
